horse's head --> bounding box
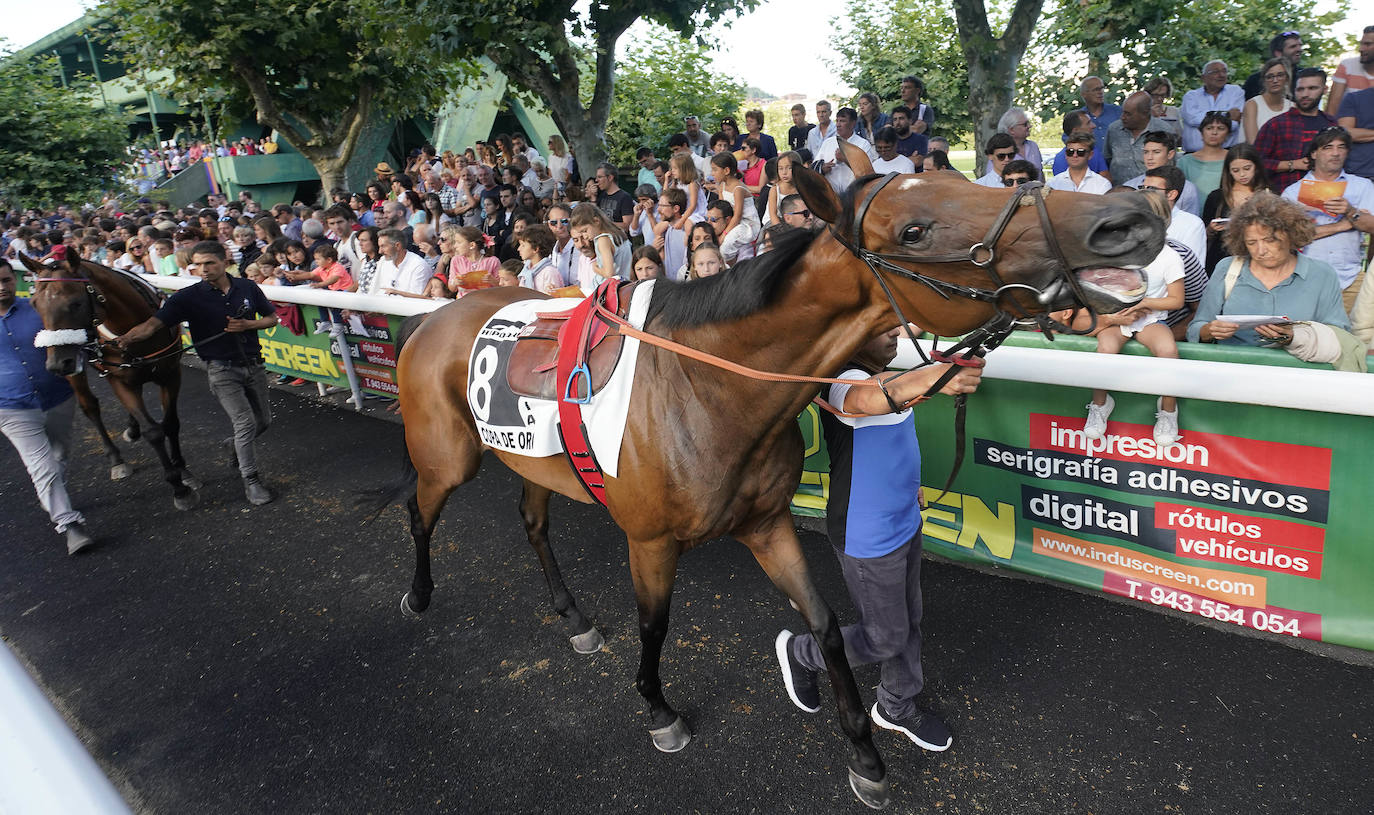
[793,141,1165,336]
[16,251,98,377]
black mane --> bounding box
[644,227,819,329]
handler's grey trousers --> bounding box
[791,533,925,719]
[207,360,272,478]
[0,396,84,534]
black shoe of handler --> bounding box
[871,701,952,751]
[775,630,821,713]
[243,472,275,506]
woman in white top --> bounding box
[546,135,571,192]
[668,153,708,223]
[997,107,1042,172]
[709,152,761,262]
[1243,57,1294,143]
[568,202,631,293]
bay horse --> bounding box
[387,144,1164,807]
[17,251,199,511]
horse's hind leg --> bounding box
[518,480,602,653]
[739,515,889,810]
[626,536,692,753]
[68,374,132,480]
[122,414,141,443]
[107,380,196,510]
[401,444,480,617]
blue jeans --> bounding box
[0,397,83,534]
[792,534,925,719]
[207,361,271,477]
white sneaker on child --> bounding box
[1084,394,1114,440]
[1154,398,1180,446]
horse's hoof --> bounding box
[122,428,138,443]
[173,490,200,511]
[400,592,425,618]
[180,471,203,491]
[110,463,134,481]
[569,627,604,654]
[848,768,891,810]
[648,716,691,753]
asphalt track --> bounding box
[2,364,1372,815]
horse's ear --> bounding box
[793,162,844,226]
[14,252,44,275]
[838,140,875,178]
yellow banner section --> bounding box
[1032,528,1267,607]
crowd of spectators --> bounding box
[129,136,281,190]
[6,26,1374,412]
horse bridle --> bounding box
[31,273,183,372]
[829,173,1102,496]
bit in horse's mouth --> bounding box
[1074,266,1147,301]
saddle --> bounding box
[506,282,635,402]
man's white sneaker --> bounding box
[1084,394,1115,440]
[1154,398,1180,446]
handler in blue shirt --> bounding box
[0,260,95,554]
[116,242,279,506]
[774,327,982,753]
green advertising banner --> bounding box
[258,305,406,397]
[795,333,1374,652]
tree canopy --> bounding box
[0,50,129,209]
[105,0,462,193]
[421,0,758,170]
[598,30,745,167]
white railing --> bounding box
[0,642,132,814]
[140,275,1374,417]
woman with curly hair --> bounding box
[1188,191,1350,346]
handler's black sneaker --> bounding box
[243,473,275,506]
[775,630,820,713]
[871,701,952,751]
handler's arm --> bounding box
[226,313,278,333]
[114,316,167,348]
[841,361,983,415]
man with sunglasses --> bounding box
[974,133,1018,187]
[1048,132,1111,194]
[544,204,578,284]
[1000,161,1038,187]
[779,194,817,232]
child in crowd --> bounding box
[498,259,523,287]
[689,243,726,279]
[516,224,561,292]
[708,152,760,264]
[667,154,707,223]
[309,244,355,291]
[1083,189,1186,447]
[569,202,632,293]
[447,225,501,297]
[151,238,179,275]
[631,245,663,280]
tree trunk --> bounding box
[952,0,1045,177]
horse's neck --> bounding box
[672,236,892,417]
[84,262,160,330]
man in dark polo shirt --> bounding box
[116,241,279,505]
[774,326,982,755]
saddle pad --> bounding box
[466,281,656,476]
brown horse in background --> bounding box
[18,252,199,510]
[385,144,1165,807]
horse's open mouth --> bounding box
[1073,267,1147,312]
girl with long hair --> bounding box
[1201,144,1270,271]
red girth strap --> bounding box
[554,280,625,506]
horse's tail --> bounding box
[357,311,431,525]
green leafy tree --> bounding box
[830,0,973,142]
[600,30,745,167]
[422,0,758,173]
[105,0,462,194]
[0,51,129,209]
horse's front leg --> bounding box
[66,372,132,480]
[739,514,889,810]
[626,536,691,752]
[156,367,197,489]
[518,480,602,653]
[107,380,196,510]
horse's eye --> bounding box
[901,224,927,244]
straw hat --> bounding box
[374,161,395,176]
